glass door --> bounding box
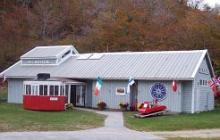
[75,85,86,107]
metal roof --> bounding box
[0,49,214,80]
[20,45,75,59]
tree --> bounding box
[1,0,220,73]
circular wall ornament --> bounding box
[150,83,167,101]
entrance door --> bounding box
[130,82,138,110]
[69,85,86,107]
[75,85,86,107]
[70,85,76,106]
[198,88,209,111]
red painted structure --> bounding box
[23,79,68,111]
[138,101,167,115]
[23,95,66,111]
[172,80,177,92]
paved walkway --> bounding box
[0,109,164,140]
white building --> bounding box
[0,45,215,113]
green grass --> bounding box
[124,110,220,131]
[0,103,105,132]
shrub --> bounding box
[97,101,106,110]
[119,102,129,111]
[65,103,74,110]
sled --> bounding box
[134,100,167,118]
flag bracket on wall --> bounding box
[127,77,135,94]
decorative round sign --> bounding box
[150,83,167,101]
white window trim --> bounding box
[23,81,64,96]
[115,87,126,96]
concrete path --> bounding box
[0,109,164,140]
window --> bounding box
[39,85,44,95]
[199,79,208,86]
[62,50,71,58]
[116,87,126,95]
[200,80,203,85]
[199,68,209,75]
[205,80,207,86]
[22,59,56,64]
[49,85,59,96]
[39,85,48,96]
[55,86,59,96]
[26,85,31,95]
[44,85,48,96]
[77,54,92,60]
[50,85,55,96]
[31,85,38,95]
[31,85,34,95]
[24,82,64,96]
[65,85,69,96]
[35,85,39,95]
[60,86,64,96]
[89,54,104,60]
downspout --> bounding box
[68,84,71,104]
[191,79,195,114]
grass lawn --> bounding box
[124,110,220,131]
[0,103,106,132]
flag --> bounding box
[208,78,219,87]
[172,80,177,92]
[95,77,103,96]
[127,77,135,94]
[218,77,220,85]
[208,77,220,96]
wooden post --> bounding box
[68,84,71,104]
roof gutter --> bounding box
[4,75,194,81]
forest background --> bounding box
[1,0,220,75]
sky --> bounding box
[203,0,220,7]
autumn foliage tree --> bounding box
[1,0,220,73]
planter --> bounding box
[119,103,129,111]
[97,101,106,110]
[98,106,105,110]
[120,106,127,111]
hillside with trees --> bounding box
[1,0,220,74]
